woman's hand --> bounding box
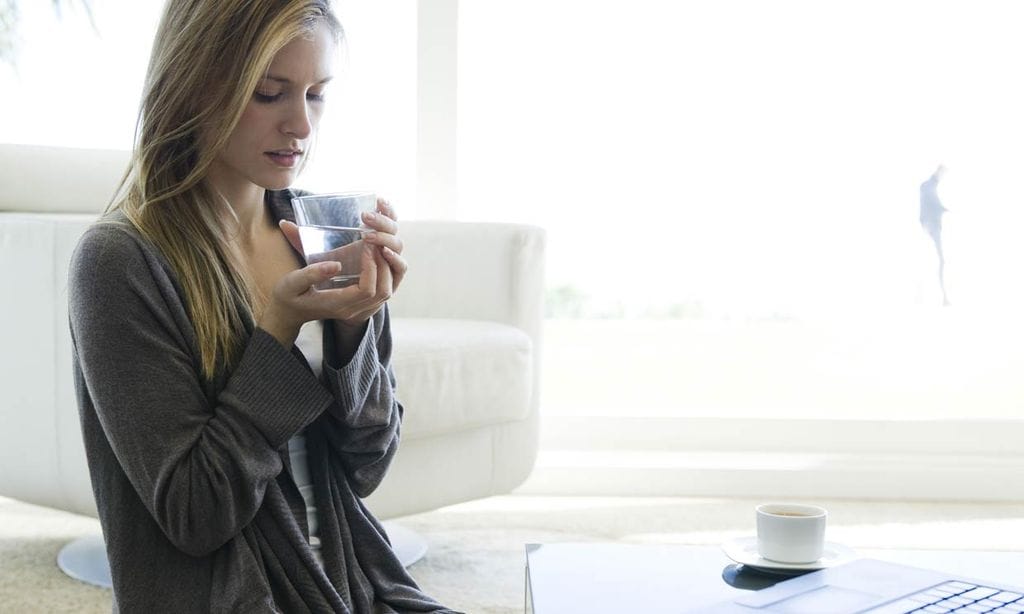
[361,198,407,294]
[257,259,348,347]
[262,198,407,347]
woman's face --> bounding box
[210,22,336,198]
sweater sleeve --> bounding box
[69,224,333,557]
[318,305,402,497]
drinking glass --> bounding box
[291,192,377,289]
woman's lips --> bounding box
[265,151,301,168]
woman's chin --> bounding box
[260,174,299,191]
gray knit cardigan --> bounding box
[68,190,457,613]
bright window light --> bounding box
[458,0,1024,420]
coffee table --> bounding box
[524,542,1024,613]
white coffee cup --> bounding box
[756,503,827,564]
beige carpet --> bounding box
[2,494,1023,613]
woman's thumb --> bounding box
[279,219,304,254]
[289,261,341,293]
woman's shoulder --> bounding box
[74,213,145,263]
[70,212,168,286]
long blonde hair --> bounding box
[109,0,342,380]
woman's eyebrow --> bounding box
[263,74,334,85]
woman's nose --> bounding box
[282,100,313,139]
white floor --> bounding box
[5,494,1022,613]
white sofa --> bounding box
[0,144,544,539]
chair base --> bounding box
[383,521,428,567]
[57,534,112,588]
[56,522,427,588]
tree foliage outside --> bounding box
[546,283,722,321]
[545,284,588,319]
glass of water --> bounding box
[290,192,377,289]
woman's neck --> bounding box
[230,191,271,247]
[206,166,270,245]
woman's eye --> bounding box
[307,91,326,102]
[253,92,282,103]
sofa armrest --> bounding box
[389,220,546,346]
[0,212,99,515]
[0,144,129,214]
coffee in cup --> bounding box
[755,503,827,564]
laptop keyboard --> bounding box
[870,581,1024,614]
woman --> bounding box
[68,1,455,612]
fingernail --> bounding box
[362,211,376,221]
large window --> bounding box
[456,1,1024,498]
[457,0,1024,418]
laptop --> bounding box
[695,558,1024,614]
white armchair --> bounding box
[0,144,544,581]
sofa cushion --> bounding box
[390,318,532,441]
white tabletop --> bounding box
[524,542,1024,614]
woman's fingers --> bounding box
[267,229,405,333]
[281,261,340,297]
[376,198,397,222]
[355,243,378,300]
[373,247,393,300]
[278,220,304,255]
[362,230,403,254]
[380,246,407,291]
[328,247,394,324]
[361,199,403,266]
[262,261,344,344]
[321,247,383,325]
[361,210,398,235]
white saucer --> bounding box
[722,536,856,574]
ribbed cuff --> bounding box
[323,315,391,427]
[223,328,334,447]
